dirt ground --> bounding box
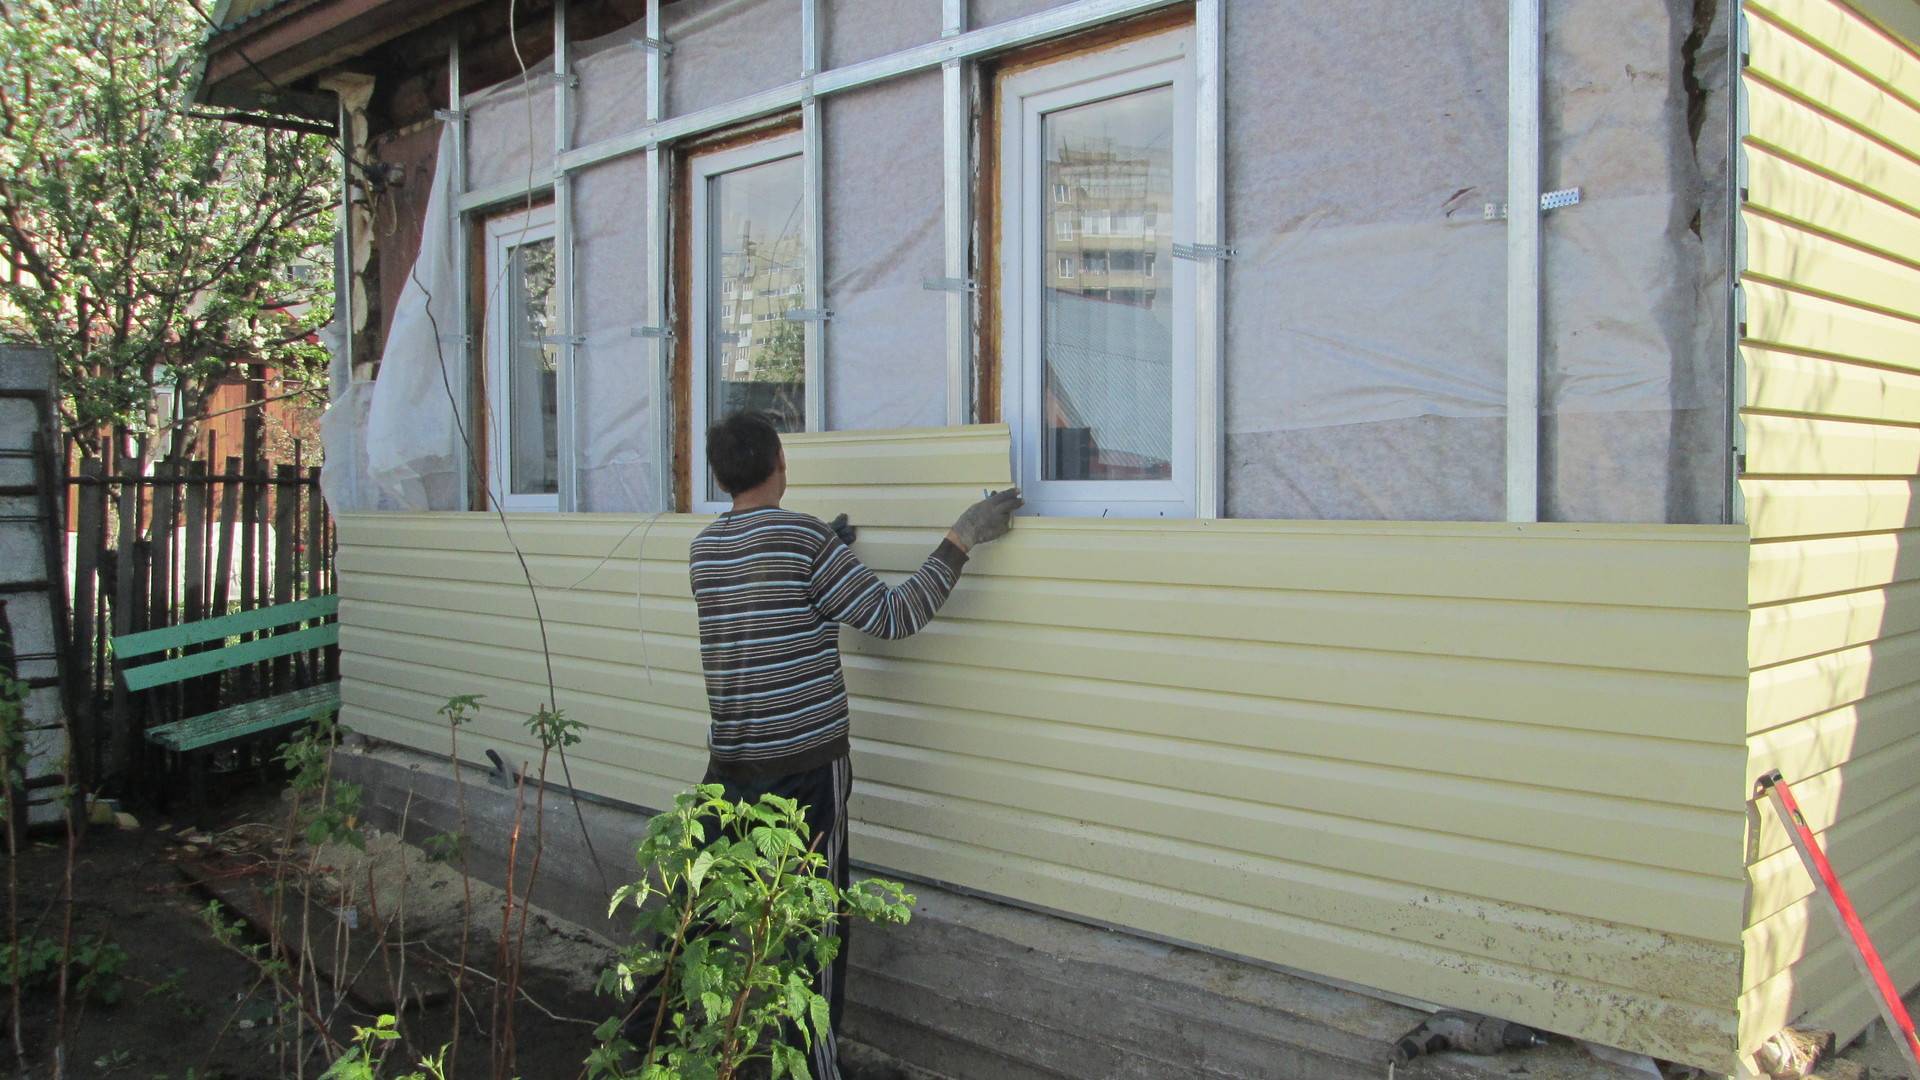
[4,790,924,1080]
[4,786,1914,1080]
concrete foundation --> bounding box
[335,741,1662,1080]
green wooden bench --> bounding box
[112,595,340,763]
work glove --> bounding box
[947,488,1023,552]
[829,513,857,547]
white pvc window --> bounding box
[999,29,1197,517]
[688,132,806,513]
[484,205,562,512]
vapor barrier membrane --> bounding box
[823,73,948,430]
[326,125,466,512]
[573,154,659,510]
[1222,0,1727,523]
[827,0,941,67]
[663,0,801,118]
[464,69,554,194]
[324,0,1730,523]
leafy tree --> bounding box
[0,0,336,459]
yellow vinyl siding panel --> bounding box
[1747,9,1920,153]
[1743,347,1920,423]
[335,426,1751,1071]
[1752,0,1920,107]
[1739,0,1920,1059]
[1743,78,1920,212]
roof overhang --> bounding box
[193,0,487,121]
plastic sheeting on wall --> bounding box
[465,70,554,194]
[1539,0,1729,523]
[1221,0,1510,521]
[827,0,942,67]
[572,154,660,510]
[823,73,948,430]
[663,0,800,118]
[1220,0,1727,523]
[354,0,1729,525]
[322,123,466,512]
[367,122,467,510]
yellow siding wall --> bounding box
[1738,0,1920,1058]
[336,425,1752,1069]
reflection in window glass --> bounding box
[506,237,559,496]
[1041,85,1174,482]
[707,153,805,457]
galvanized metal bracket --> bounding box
[637,35,674,56]
[1172,242,1235,261]
[923,277,977,292]
[551,72,580,89]
[433,108,465,123]
[783,308,833,322]
[540,334,587,346]
[1484,186,1583,220]
[438,333,472,346]
[630,325,675,339]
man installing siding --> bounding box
[687,410,1020,1079]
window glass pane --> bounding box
[1041,85,1174,482]
[506,237,559,496]
[707,153,805,501]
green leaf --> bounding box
[687,849,715,892]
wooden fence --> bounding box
[65,448,336,786]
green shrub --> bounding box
[590,785,914,1080]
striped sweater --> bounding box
[689,507,969,779]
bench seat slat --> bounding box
[146,683,341,753]
[122,623,338,690]
[112,595,340,659]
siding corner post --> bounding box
[801,0,828,432]
[554,0,581,511]
[942,0,973,427]
[1506,0,1543,524]
[1194,0,1225,520]
[645,0,671,510]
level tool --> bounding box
[1757,770,1920,1080]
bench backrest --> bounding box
[113,595,339,692]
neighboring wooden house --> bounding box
[194,0,1920,1074]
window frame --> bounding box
[687,130,806,515]
[483,203,562,514]
[997,29,1199,518]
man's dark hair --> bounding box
[706,411,783,495]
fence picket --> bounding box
[63,443,330,790]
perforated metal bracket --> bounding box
[433,108,465,123]
[540,334,586,346]
[1172,242,1235,261]
[638,35,674,56]
[630,326,675,339]
[922,277,977,292]
[783,308,833,322]
[1484,186,1583,220]
[551,72,580,89]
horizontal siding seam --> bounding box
[1741,66,1920,178]
[1743,141,1920,227]
[1742,203,1920,276]
[1745,1,1920,113]
[1740,406,1920,431]
[1737,270,1920,329]
[853,730,1747,851]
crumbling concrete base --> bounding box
[334,741,1664,1080]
